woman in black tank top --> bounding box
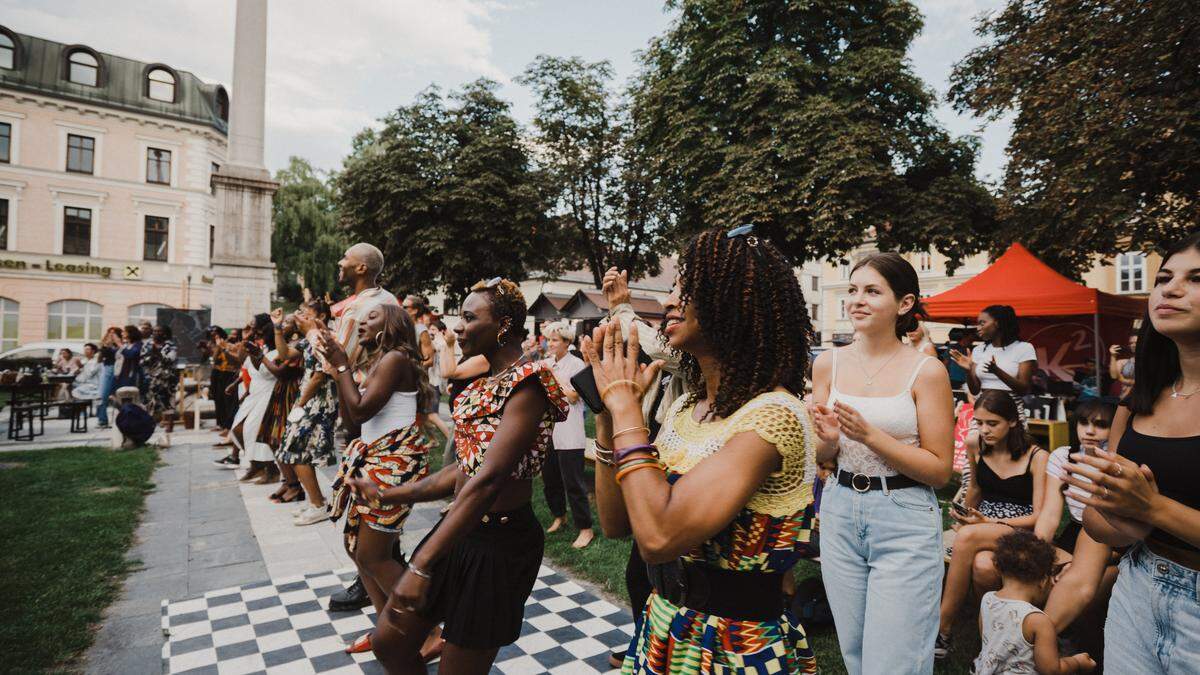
[1061,232,1200,673]
[937,390,1048,652]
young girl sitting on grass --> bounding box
[974,529,1096,674]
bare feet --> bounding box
[546,517,565,534]
[572,528,594,549]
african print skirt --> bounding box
[623,592,818,674]
[257,376,301,450]
[329,424,436,552]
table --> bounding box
[1027,419,1069,451]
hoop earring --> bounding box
[498,328,508,346]
[375,330,384,345]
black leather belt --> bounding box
[835,469,922,492]
[647,560,784,622]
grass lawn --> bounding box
[0,445,158,674]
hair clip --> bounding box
[726,223,759,247]
[485,277,502,288]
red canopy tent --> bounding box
[924,243,1146,381]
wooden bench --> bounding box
[7,402,44,441]
[60,400,91,433]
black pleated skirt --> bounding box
[416,503,544,649]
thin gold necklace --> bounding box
[855,344,903,386]
[1171,379,1200,399]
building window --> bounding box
[63,206,91,256]
[144,216,169,261]
[128,303,169,325]
[211,162,220,194]
[1117,252,1146,294]
[47,300,102,340]
[0,198,7,251]
[810,276,819,293]
[919,252,933,272]
[839,262,851,280]
[0,297,17,351]
[0,122,9,163]
[0,33,14,70]
[146,147,171,184]
[66,134,94,173]
[215,88,229,122]
[209,224,215,262]
[809,303,820,322]
[839,299,848,320]
[66,50,99,86]
[147,68,175,102]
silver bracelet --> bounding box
[593,441,615,467]
[408,562,433,580]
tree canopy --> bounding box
[271,157,347,302]
[518,55,672,286]
[335,80,568,305]
[950,0,1200,275]
[627,0,996,269]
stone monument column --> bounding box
[211,0,276,327]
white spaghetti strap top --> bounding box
[827,350,931,476]
[359,390,418,445]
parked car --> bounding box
[0,341,88,373]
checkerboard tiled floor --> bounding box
[162,564,635,674]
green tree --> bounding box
[518,56,671,287]
[629,0,995,269]
[949,0,1200,275]
[335,80,567,305]
[271,157,346,302]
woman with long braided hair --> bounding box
[587,225,820,674]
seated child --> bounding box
[974,530,1096,675]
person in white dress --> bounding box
[216,315,279,476]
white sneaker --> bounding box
[294,506,328,526]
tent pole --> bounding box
[1094,311,1102,384]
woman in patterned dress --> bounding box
[356,278,569,674]
[315,303,437,654]
[271,299,339,520]
[585,226,820,675]
[143,325,179,426]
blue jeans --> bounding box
[1105,543,1200,674]
[96,364,115,425]
[820,478,944,675]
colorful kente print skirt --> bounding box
[623,592,818,674]
[329,424,436,552]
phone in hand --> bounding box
[950,501,970,517]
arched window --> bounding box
[47,300,102,340]
[215,87,229,122]
[66,50,99,86]
[147,67,175,102]
[128,303,170,325]
[0,297,18,351]
[0,32,15,70]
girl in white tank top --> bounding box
[810,253,955,674]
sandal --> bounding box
[346,632,372,654]
[269,482,303,503]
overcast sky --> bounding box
[5,0,1011,182]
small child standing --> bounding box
[974,530,1097,674]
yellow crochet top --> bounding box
[656,390,815,517]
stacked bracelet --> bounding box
[612,425,650,441]
[614,443,658,464]
[593,441,615,467]
[615,457,661,483]
[408,562,433,580]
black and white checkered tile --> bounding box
[162,565,635,674]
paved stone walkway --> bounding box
[74,422,631,674]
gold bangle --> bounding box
[611,425,650,440]
[600,379,643,400]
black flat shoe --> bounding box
[328,576,370,612]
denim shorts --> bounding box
[1104,543,1200,674]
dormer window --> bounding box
[67,50,99,86]
[215,88,229,122]
[147,67,175,102]
[0,33,14,70]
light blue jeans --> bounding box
[819,478,944,675]
[1105,543,1200,674]
[96,363,115,425]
